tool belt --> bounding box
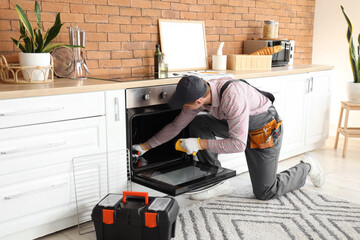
[249,119,283,149]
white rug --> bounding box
[175,188,360,240]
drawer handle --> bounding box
[114,97,120,122]
[0,106,64,116]
[4,182,68,200]
[1,141,66,155]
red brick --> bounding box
[112,50,133,59]
[85,14,108,23]
[131,0,152,8]
[70,4,96,14]
[142,9,162,17]
[180,11,198,19]
[171,3,189,11]
[131,33,151,41]
[107,0,130,7]
[97,24,120,32]
[152,1,171,10]
[99,59,121,68]
[132,17,152,25]
[122,42,143,51]
[108,33,130,42]
[87,51,110,59]
[109,16,131,24]
[121,58,142,67]
[162,10,180,19]
[133,49,153,58]
[87,32,107,41]
[120,7,141,16]
[121,25,141,33]
[99,42,121,50]
[97,6,119,15]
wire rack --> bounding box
[72,149,129,235]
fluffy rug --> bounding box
[175,188,360,240]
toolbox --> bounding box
[92,191,179,240]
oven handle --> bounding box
[114,97,120,122]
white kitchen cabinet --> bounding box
[247,70,332,160]
[304,71,331,146]
[0,91,128,240]
[104,89,128,193]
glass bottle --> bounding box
[158,53,168,78]
[154,44,162,79]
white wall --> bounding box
[312,0,360,135]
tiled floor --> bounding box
[38,137,360,240]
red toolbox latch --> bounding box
[145,212,157,228]
[102,209,114,225]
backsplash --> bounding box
[0,0,315,77]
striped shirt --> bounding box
[147,77,272,153]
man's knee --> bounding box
[253,186,276,201]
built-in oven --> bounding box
[126,85,236,196]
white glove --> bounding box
[180,138,202,155]
[132,144,147,156]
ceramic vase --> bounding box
[347,81,360,103]
[19,52,50,81]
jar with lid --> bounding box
[263,20,275,39]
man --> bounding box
[133,75,325,200]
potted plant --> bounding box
[11,1,79,81]
[341,5,360,102]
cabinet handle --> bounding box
[4,182,68,200]
[310,77,314,92]
[0,106,64,116]
[0,141,66,155]
[114,97,120,122]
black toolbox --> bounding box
[92,191,179,240]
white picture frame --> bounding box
[158,19,208,71]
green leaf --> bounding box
[35,1,41,32]
[43,23,63,50]
[34,29,44,53]
[15,4,35,48]
[341,5,359,83]
[12,38,26,52]
[54,13,61,26]
[19,20,26,36]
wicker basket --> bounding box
[227,54,272,70]
[0,55,54,84]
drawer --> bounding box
[0,163,73,227]
[0,117,107,176]
[0,92,105,129]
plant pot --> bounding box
[19,52,51,81]
[347,81,360,103]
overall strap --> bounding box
[219,79,275,103]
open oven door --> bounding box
[131,159,236,196]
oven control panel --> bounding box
[126,84,177,108]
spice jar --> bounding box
[263,20,275,39]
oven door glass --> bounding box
[132,160,236,196]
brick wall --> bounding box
[0,0,315,77]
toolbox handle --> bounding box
[123,191,149,204]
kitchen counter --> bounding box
[0,64,333,100]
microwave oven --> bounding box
[243,40,295,67]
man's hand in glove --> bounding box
[132,143,148,156]
[179,138,202,155]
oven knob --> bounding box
[160,91,167,99]
[143,93,150,101]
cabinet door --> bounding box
[105,90,128,193]
[305,71,331,145]
[281,74,308,154]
